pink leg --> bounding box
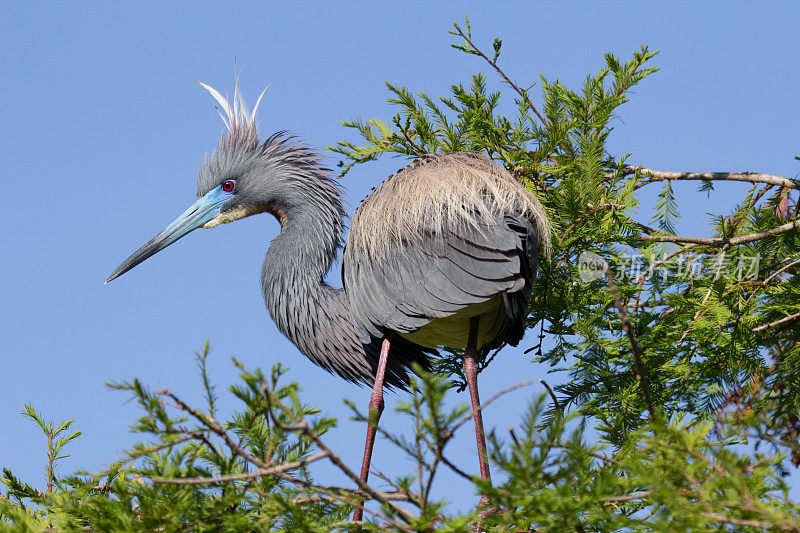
[352,334,391,522]
[463,317,492,504]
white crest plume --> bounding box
[197,78,270,134]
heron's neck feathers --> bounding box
[265,136,345,273]
[259,146,346,337]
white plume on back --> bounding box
[350,152,552,260]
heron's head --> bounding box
[106,80,280,284]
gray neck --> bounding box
[260,203,341,346]
[256,167,432,388]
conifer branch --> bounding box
[752,311,800,333]
[634,218,800,246]
[6,24,800,532]
[759,257,800,286]
[450,22,548,126]
[157,389,271,470]
[286,487,414,503]
[702,512,800,532]
[261,381,418,524]
[605,270,656,420]
[622,167,799,190]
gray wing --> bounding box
[342,211,539,350]
[293,285,435,390]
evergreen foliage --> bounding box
[3,18,799,532]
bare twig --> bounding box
[760,257,800,286]
[752,311,800,333]
[626,300,668,309]
[254,476,414,530]
[703,511,800,532]
[539,379,560,412]
[433,449,473,481]
[151,451,328,485]
[548,443,620,466]
[605,491,651,503]
[451,381,533,435]
[619,167,799,190]
[267,475,416,504]
[422,443,440,509]
[633,218,800,246]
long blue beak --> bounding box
[105,186,233,284]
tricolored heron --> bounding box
[106,81,550,520]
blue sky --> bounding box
[2,0,799,514]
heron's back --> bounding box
[343,152,549,353]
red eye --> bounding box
[222,180,236,192]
